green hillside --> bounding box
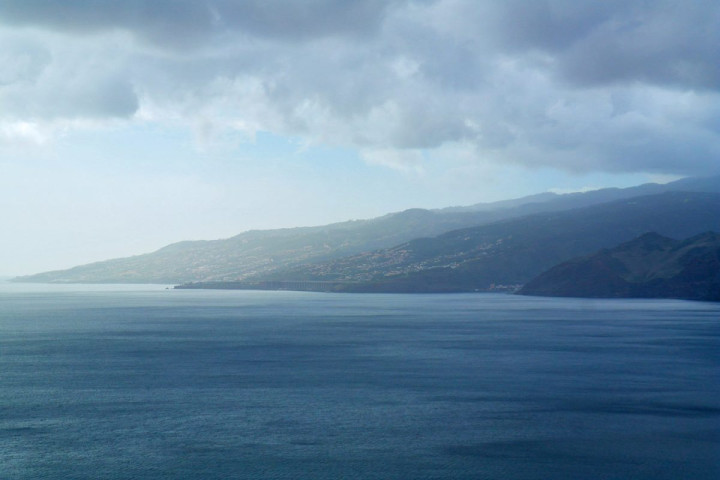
[14,175,720,285]
[519,232,720,301]
[254,192,720,293]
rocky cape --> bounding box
[519,232,720,301]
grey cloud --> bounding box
[0,0,398,47]
[0,0,217,47]
[59,75,138,119]
[559,3,720,90]
[492,86,720,175]
[0,31,139,120]
[2,1,716,88]
[0,37,51,85]
[0,0,718,176]
[215,0,399,40]
[479,0,627,51]
[2,72,138,120]
[480,0,720,90]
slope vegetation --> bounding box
[519,232,720,301]
[14,175,720,285]
[262,192,720,292]
[12,208,556,284]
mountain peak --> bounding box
[622,232,676,251]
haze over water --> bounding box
[1,284,718,479]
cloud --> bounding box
[0,29,139,121]
[0,0,718,175]
[0,121,48,145]
[0,0,397,46]
[362,148,426,174]
[0,35,50,85]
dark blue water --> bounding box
[1,284,718,479]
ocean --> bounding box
[1,283,718,479]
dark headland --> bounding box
[519,232,720,302]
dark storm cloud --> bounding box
[0,0,718,175]
[553,2,720,90]
[1,0,716,88]
[0,0,398,46]
[426,0,720,91]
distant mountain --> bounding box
[14,175,720,284]
[13,209,503,284]
[519,232,720,301]
[17,205,588,284]
[438,174,720,216]
[257,191,720,293]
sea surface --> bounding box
[1,283,718,479]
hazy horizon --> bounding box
[0,178,655,277]
[2,1,718,275]
[7,173,713,279]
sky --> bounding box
[1,0,719,276]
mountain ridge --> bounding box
[188,191,720,293]
[13,175,720,285]
[292,191,720,292]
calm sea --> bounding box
[1,283,718,479]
